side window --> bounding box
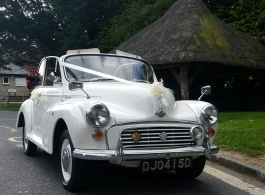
[44,58,60,86]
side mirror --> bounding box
[198,85,211,101]
[69,81,90,99]
[69,82,83,90]
[201,85,211,95]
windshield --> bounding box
[63,55,154,83]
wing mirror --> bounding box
[198,85,211,101]
[69,81,90,99]
[69,81,83,90]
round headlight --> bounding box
[190,126,203,140]
[86,103,110,128]
[201,105,218,126]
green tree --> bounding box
[1,0,264,67]
[0,0,126,66]
[215,0,265,45]
[48,0,131,55]
[0,0,61,65]
[96,0,176,52]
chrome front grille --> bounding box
[120,126,196,149]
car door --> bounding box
[32,57,62,149]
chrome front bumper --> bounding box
[73,144,219,163]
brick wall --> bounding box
[0,75,31,96]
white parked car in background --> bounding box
[16,48,218,191]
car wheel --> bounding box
[175,156,206,179]
[59,130,85,191]
[22,124,37,156]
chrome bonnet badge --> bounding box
[131,131,141,142]
[156,99,166,117]
[159,132,167,141]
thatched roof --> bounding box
[112,0,265,69]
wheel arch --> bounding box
[17,112,25,127]
[16,99,33,130]
[53,118,68,154]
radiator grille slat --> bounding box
[123,143,192,148]
[122,136,192,140]
[122,139,194,144]
[122,132,190,136]
[120,126,196,149]
[123,128,190,132]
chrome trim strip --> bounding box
[115,121,199,126]
[210,145,219,154]
[105,124,117,149]
[73,144,219,161]
[40,94,102,99]
[41,94,85,97]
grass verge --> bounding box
[215,112,265,157]
[0,103,22,111]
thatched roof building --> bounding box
[113,0,265,68]
[112,0,265,99]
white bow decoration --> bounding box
[150,82,166,99]
[150,82,169,107]
[30,89,41,105]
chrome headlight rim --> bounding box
[190,126,203,140]
[201,105,218,126]
[86,103,110,128]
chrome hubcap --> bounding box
[62,148,70,172]
[61,139,72,182]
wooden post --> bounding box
[170,65,189,100]
[179,66,189,100]
[5,96,9,108]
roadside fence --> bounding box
[0,96,30,108]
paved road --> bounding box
[0,110,264,195]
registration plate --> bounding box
[141,157,192,172]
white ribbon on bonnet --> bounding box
[60,62,170,107]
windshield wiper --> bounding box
[132,79,149,83]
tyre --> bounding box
[175,156,206,179]
[22,124,37,156]
[59,130,85,191]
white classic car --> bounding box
[16,49,218,191]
